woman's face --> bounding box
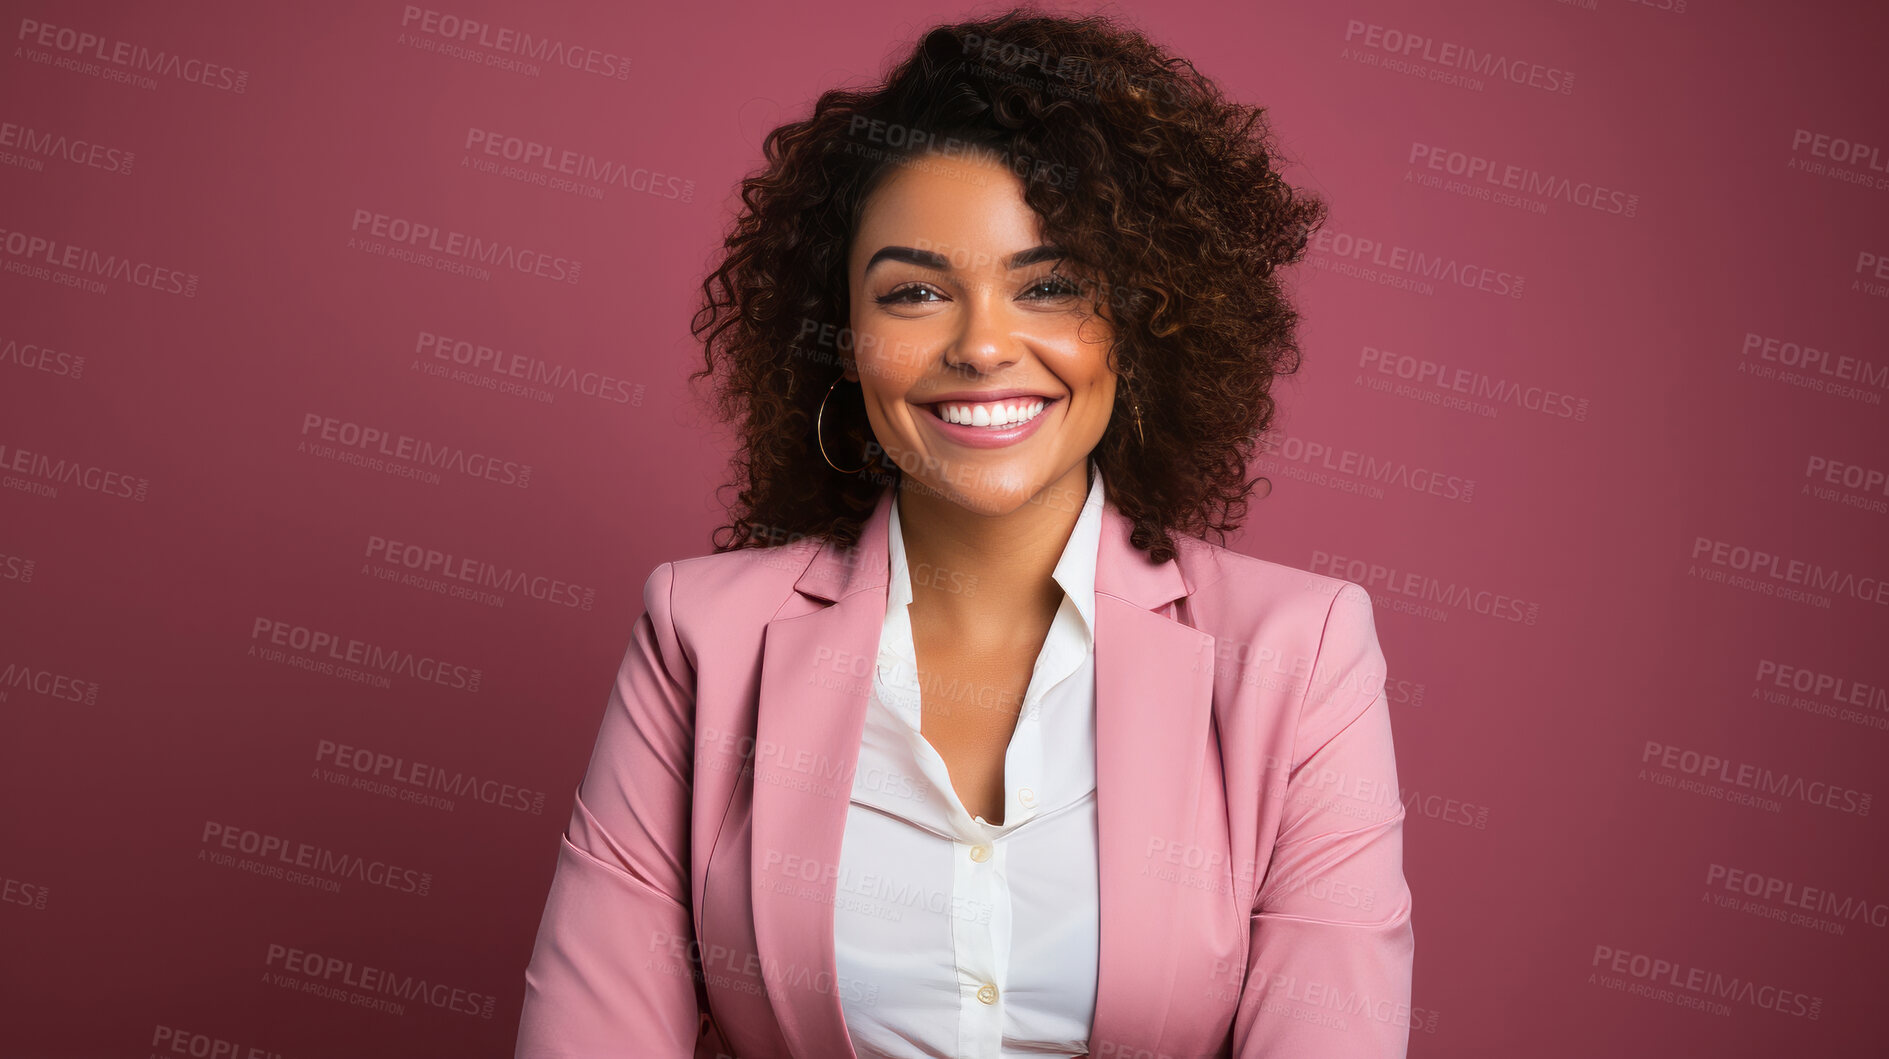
[845,150,1117,518]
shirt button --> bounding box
[969,844,992,863]
[1018,787,1037,808]
[977,983,999,1005]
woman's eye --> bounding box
[876,284,940,305]
[1026,276,1082,299]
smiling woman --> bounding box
[517,7,1413,1059]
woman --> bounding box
[518,8,1413,1058]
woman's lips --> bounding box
[914,396,1059,449]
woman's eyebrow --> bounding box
[863,244,1067,273]
[1005,244,1065,269]
[864,246,949,272]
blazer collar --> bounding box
[752,476,1215,1059]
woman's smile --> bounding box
[911,392,1064,449]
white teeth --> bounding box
[937,399,1047,428]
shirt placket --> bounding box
[952,816,1005,1057]
[954,676,1042,1057]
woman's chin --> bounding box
[903,469,1051,519]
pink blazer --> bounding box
[517,485,1414,1058]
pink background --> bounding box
[3,1,1886,1056]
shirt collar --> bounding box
[886,460,1107,644]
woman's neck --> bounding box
[894,461,1091,634]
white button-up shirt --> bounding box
[834,466,1106,1059]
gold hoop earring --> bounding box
[817,375,870,474]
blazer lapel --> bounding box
[745,485,1215,1059]
[1088,503,1218,1055]
[749,489,894,1059]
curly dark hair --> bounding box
[689,5,1328,563]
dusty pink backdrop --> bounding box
[2,1,1885,1056]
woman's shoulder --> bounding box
[1169,533,1375,635]
[1171,537,1386,720]
[638,536,828,626]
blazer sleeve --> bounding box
[1231,582,1415,1058]
[516,562,706,1057]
